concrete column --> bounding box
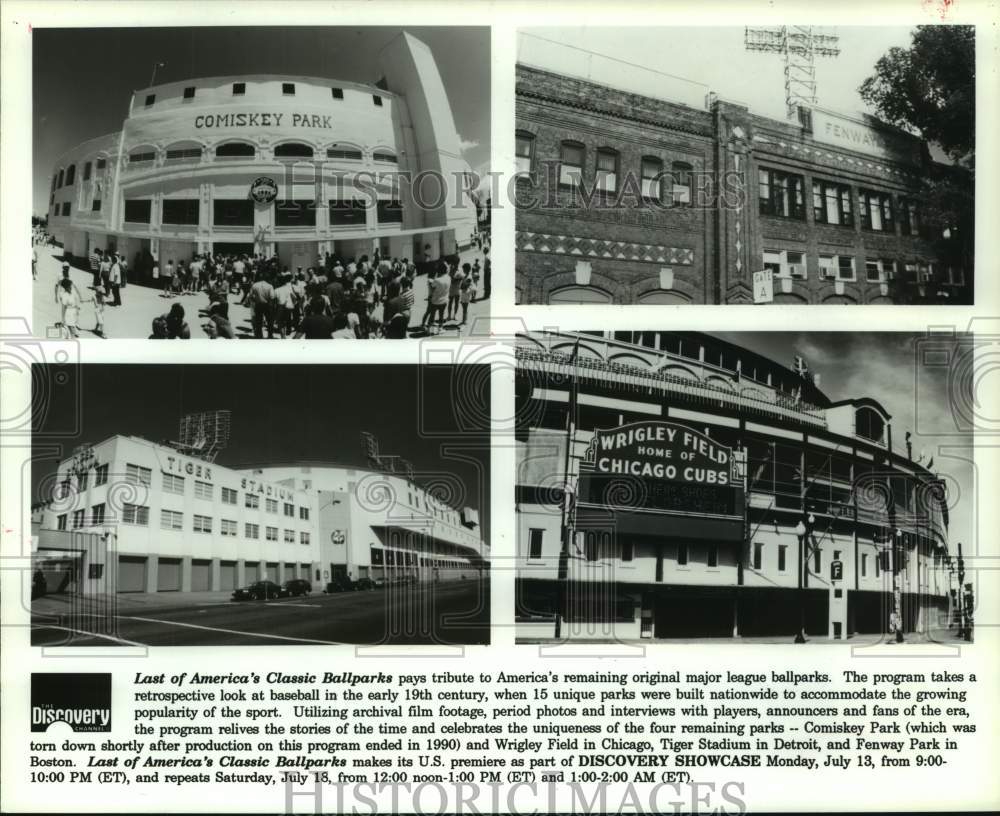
[210,558,221,591]
[236,559,246,587]
[181,557,192,592]
[145,555,159,594]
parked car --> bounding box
[324,577,354,593]
[283,578,312,597]
[354,577,378,591]
[232,580,288,601]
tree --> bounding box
[859,25,975,167]
[860,26,975,304]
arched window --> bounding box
[54,171,62,190]
[596,148,618,194]
[641,157,663,199]
[274,142,314,159]
[671,161,693,205]
[372,150,398,163]
[128,148,156,164]
[548,285,612,305]
[64,164,76,186]
[637,289,690,304]
[515,131,534,174]
[215,141,256,158]
[326,145,363,161]
[165,141,203,162]
[559,141,584,188]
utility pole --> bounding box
[555,338,580,640]
[744,27,841,120]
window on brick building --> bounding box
[819,253,855,282]
[559,141,584,188]
[596,148,618,193]
[860,189,894,232]
[641,157,662,199]
[900,199,922,237]
[812,179,853,227]
[671,162,692,205]
[865,258,894,283]
[515,132,534,175]
[762,249,806,279]
[759,167,805,219]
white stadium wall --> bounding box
[44,33,477,269]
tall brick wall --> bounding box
[515,65,717,304]
[515,64,972,305]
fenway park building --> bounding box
[514,64,971,305]
[32,435,486,596]
[46,33,477,274]
[515,331,953,641]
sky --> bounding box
[31,26,490,215]
[713,331,977,553]
[518,26,918,124]
[31,364,491,538]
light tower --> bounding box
[174,410,231,463]
[744,26,841,120]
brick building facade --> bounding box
[514,64,972,305]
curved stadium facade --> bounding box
[45,32,478,278]
[515,330,954,641]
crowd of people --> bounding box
[38,227,491,340]
[147,243,490,340]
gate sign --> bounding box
[249,176,278,204]
[753,269,774,304]
[579,421,744,518]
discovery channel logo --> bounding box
[31,674,112,733]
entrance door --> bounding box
[277,242,315,273]
[213,242,255,257]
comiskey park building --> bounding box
[45,32,478,276]
[514,63,972,306]
[31,435,487,596]
[514,331,955,641]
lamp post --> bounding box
[956,541,967,641]
[891,528,904,643]
[794,513,814,643]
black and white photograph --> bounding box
[33,26,492,339]
[514,26,974,305]
[514,330,975,643]
[29,364,491,646]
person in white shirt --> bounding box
[109,255,123,306]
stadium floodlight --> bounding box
[745,26,841,119]
[174,410,231,463]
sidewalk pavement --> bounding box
[32,590,239,615]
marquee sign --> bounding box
[578,421,744,518]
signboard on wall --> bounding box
[578,421,745,518]
[811,109,915,162]
[753,269,774,304]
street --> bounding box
[31,580,489,646]
[32,243,491,340]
